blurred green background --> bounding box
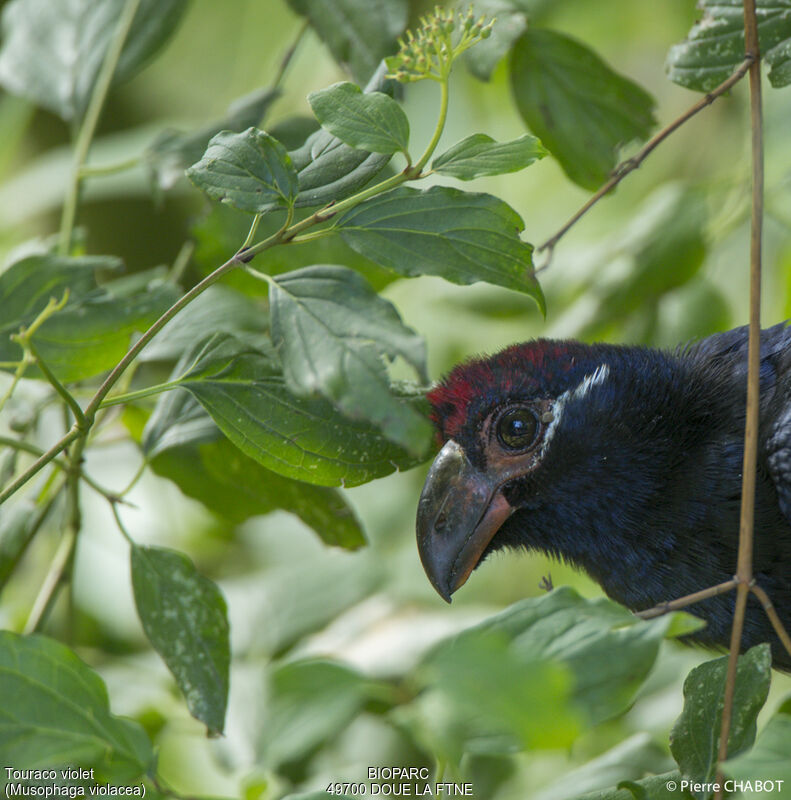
[1,0,790,797]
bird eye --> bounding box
[495,407,539,451]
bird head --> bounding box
[416,339,620,602]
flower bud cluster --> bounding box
[386,6,495,83]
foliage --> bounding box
[666,0,791,91]
[0,631,154,777]
[0,1,790,799]
[510,28,656,190]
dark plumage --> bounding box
[416,323,791,669]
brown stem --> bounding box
[714,4,763,797]
[636,577,791,661]
[635,579,738,620]
[537,56,754,267]
[750,584,791,661]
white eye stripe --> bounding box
[540,364,609,456]
[571,363,610,401]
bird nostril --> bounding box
[434,510,448,532]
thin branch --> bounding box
[412,78,449,173]
[84,355,141,442]
[58,0,142,255]
[0,491,61,591]
[117,458,147,498]
[84,254,245,418]
[78,155,140,178]
[22,526,77,634]
[0,43,459,506]
[0,292,70,414]
[537,56,754,267]
[0,357,30,416]
[98,379,183,409]
[61,433,88,628]
[0,427,82,506]
[261,170,408,253]
[26,340,86,428]
[714,3,763,795]
[636,579,738,620]
[167,239,195,284]
[750,584,791,660]
[0,255,241,507]
[272,18,309,91]
[241,213,263,250]
[109,499,136,546]
[0,436,131,504]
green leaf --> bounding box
[724,709,791,784]
[577,185,707,340]
[267,115,321,150]
[190,181,395,294]
[142,382,218,457]
[173,332,427,487]
[226,553,381,658]
[130,544,230,736]
[142,285,268,363]
[0,500,37,591]
[415,631,580,757]
[0,631,154,777]
[143,390,366,549]
[145,87,280,192]
[403,588,686,760]
[464,1,528,81]
[0,257,179,382]
[308,82,409,156]
[667,0,791,91]
[28,278,180,383]
[113,0,188,86]
[576,772,688,800]
[288,65,395,210]
[663,610,707,639]
[337,185,544,309]
[186,127,298,213]
[290,129,390,210]
[152,438,367,550]
[535,734,671,800]
[0,254,119,328]
[286,0,408,85]
[459,587,686,724]
[669,644,772,798]
[0,0,188,121]
[269,264,431,452]
[510,29,656,190]
[432,133,547,180]
[258,659,372,767]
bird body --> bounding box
[417,323,791,668]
